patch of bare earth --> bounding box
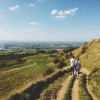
[71,78,79,100]
[57,75,72,100]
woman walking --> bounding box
[75,57,81,79]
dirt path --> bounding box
[71,78,79,100]
[57,75,72,100]
[81,68,90,75]
[57,68,98,100]
[81,68,98,100]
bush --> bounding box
[53,58,60,64]
[17,58,26,63]
[43,68,54,76]
[57,61,67,68]
[0,62,7,68]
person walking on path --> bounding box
[75,57,81,79]
[70,56,76,75]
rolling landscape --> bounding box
[0,39,100,100]
[0,0,100,100]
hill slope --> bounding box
[72,39,100,70]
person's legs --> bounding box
[70,67,72,74]
[76,69,78,78]
[72,67,74,75]
[78,69,79,77]
[74,65,76,75]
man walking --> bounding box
[70,56,76,75]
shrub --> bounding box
[43,68,54,76]
[53,58,60,64]
[57,61,67,68]
[0,62,7,68]
[17,58,26,63]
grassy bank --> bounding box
[88,67,100,99]
[10,68,69,100]
[0,53,57,99]
[78,74,92,100]
[40,73,69,100]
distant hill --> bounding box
[72,39,100,70]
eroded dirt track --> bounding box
[57,75,72,100]
[71,78,79,100]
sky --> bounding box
[0,0,100,41]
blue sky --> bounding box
[0,0,100,41]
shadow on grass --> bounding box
[64,76,75,100]
[82,74,93,100]
[10,69,70,100]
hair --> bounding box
[70,55,74,59]
[77,57,79,60]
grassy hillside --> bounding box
[0,39,99,100]
[0,53,58,99]
[72,39,100,70]
[72,39,100,100]
[88,67,100,99]
[0,49,69,100]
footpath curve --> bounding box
[82,68,98,100]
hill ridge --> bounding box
[72,38,100,69]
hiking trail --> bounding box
[71,77,79,100]
[57,75,72,100]
[82,68,98,100]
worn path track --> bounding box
[57,75,72,100]
[82,68,98,100]
[71,78,79,100]
[57,68,98,100]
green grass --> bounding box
[64,76,75,100]
[0,49,37,55]
[40,73,69,100]
[0,53,57,99]
[10,68,69,100]
[78,74,90,100]
[88,67,100,99]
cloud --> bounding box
[21,27,38,32]
[51,8,79,19]
[29,3,34,7]
[55,16,66,19]
[21,22,39,32]
[9,5,20,11]
[51,10,57,15]
[29,22,39,25]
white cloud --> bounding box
[55,15,66,19]
[9,5,20,11]
[57,10,64,16]
[51,8,79,20]
[21,27,38,32]
[29,3,34,7]
[51,10,57,15]
[29,22,39,25]
[21,22,39,32]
